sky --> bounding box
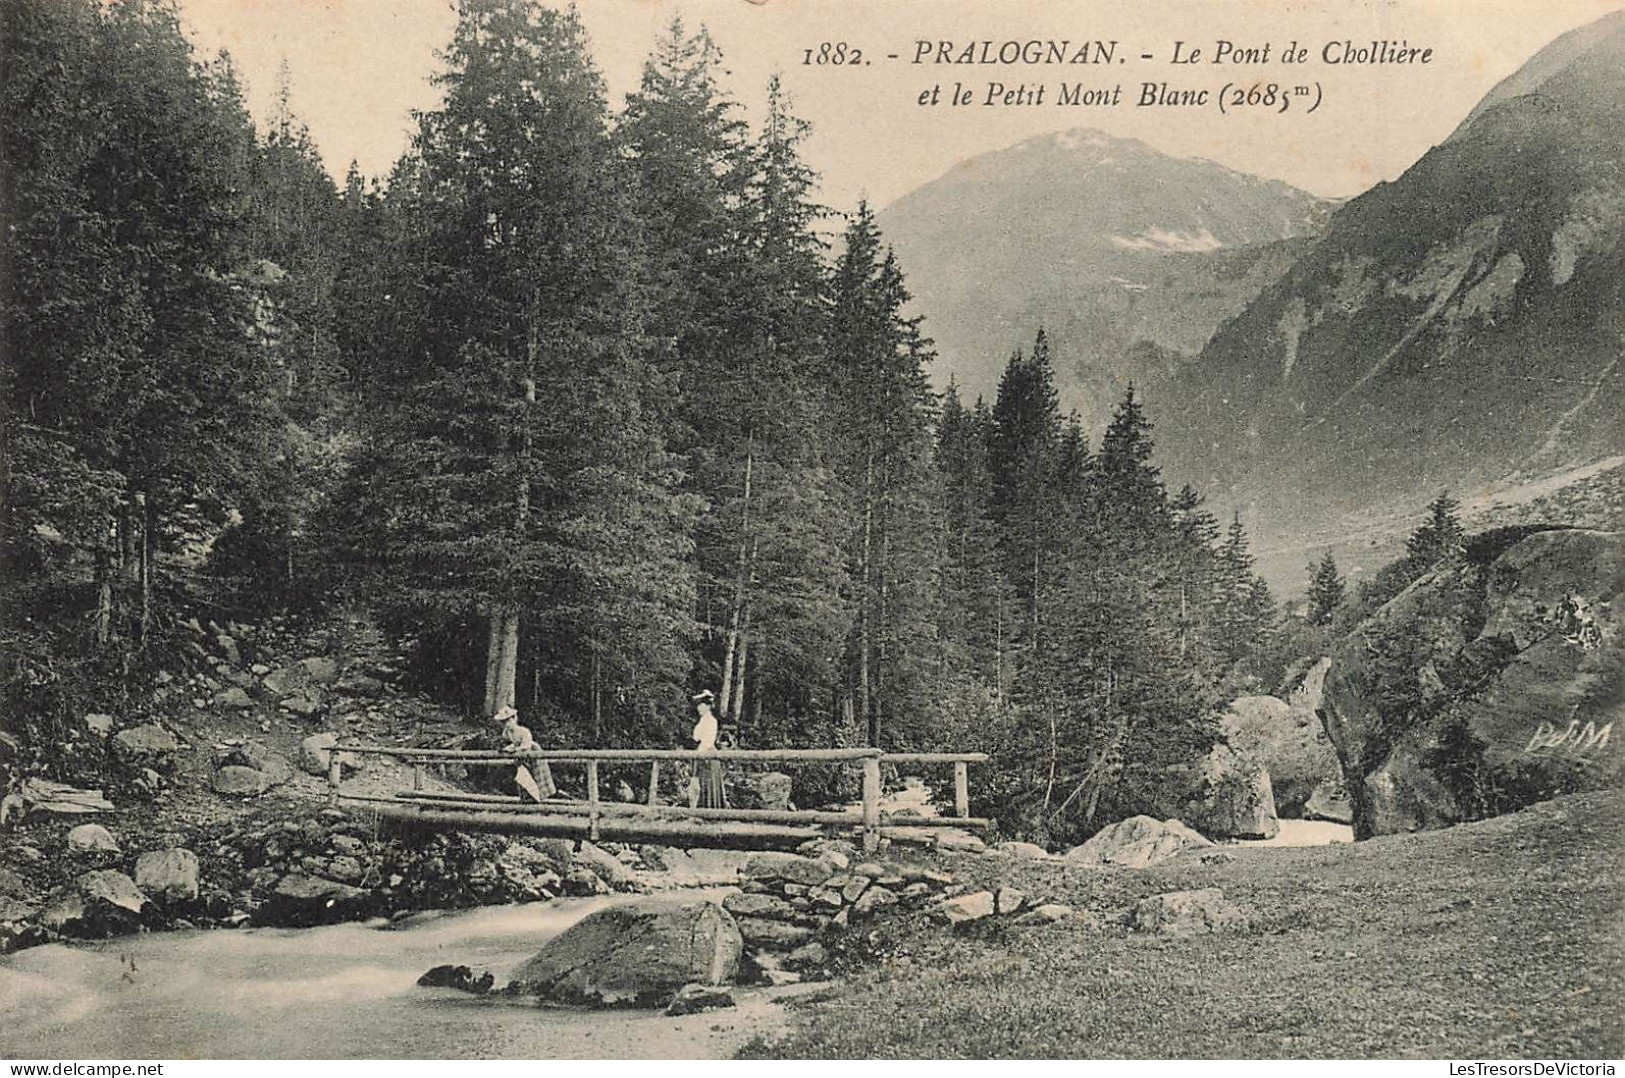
[176,0,1624,210]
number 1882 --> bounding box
[802,42,863,65]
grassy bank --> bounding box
[744,790,1624,1058]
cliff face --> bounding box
[1320,528,1623,839]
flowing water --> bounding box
[0,892,763,1060]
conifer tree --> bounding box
[370,0,696,736]
[935,386,1010,689]
[826,202,940,747]
[1406,491,1467,568]
[1307,551,1347,626]
[988,330,1063,654]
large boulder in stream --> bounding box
[506,899,742,1006]
[1322,528,1624,839]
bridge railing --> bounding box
[327,742,989,851]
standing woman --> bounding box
[690,690,728,809]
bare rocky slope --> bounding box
[1152,12,1625,556]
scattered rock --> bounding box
[575,841,639,891]
[84,713,115,737]
[735,917,815,949]
[851,885,898,920]
[665,982,736,1016]
[263,873,370,927]
[74,870,148,933]
[67,823,120,854]
[111,724,179,767]
[939,890,996,925]
[212,765,271,798]
[215,687,254,710]
[298,656,340,684]
[995,841,1052,859]
[1021,903,1076,924]
[995,886,1027,914]
[562,867,609,896]
[218,742,293,786]
[260,666,305,698]
[279,695,322,718]
[299,732,362,777]
[1133,887,1252,936]
[134,848,199,903]
[418,964,494,994]
[784,941,828,970]
[324,856,364,884]
[507,899,742,1007]
[334,673,383,697]
[1062,815,1213,869]
[215,634,241,667]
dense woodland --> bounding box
[4,0,1414,845]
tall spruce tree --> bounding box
[935,386,1008,689]
[370,0,696,738]
[4,0,285,662]
[987,330,1064,656]
[825,202,940,748]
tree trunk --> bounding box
[858,452,875,744]
[138,493,152,645]
[730,624,750,727]
[719,440,755,711]
[94,544,112,647]
[590,649,602,746]
[484,609,503,716]
[492,607,519,714]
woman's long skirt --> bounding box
[699,759,728,809]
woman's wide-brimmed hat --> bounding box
[690,689,715,704]
[493,705,518,722]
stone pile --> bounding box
[725,844,970,980]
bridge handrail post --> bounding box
[953,760,969,818]
[586,760,600,842]
[327,754,342,806]
[861,753,882,852]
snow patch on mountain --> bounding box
[1110,227,1224,253]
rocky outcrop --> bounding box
[1062,815,1213,868]
[1304,778,1353,824]
[1198,745,1279,840]
[1322,529,1623,838]
[1221,686,1341,816]
[507,899,742,1006]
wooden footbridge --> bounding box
[327,745,989,852]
